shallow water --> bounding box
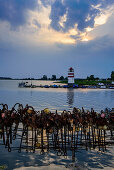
[0,80,114,170]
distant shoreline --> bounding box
[0,78,40,80]
[0,78,114,87]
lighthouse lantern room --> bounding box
[68,67,74,85]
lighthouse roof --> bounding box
[69,67,74,72]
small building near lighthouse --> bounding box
[68,67,74,86]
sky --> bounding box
[0,0,114,79]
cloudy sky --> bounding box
[0,0,114,79]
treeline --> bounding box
[0,75,67,81]
[0,71,114,81]
[75,71,114,86]
[0,77,12,80]
[40,75,68,81]
[86,71,114,81]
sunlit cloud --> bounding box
[0,0,114,46]
[94,6,114,26]
[0,3,76,46]
[86,27,94,32]
[80,32,92,42]
[27,3,76,44]
[28,2,51,28]
[26,1,114,45]
[59,11,67,28]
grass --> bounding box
[57,79,112,86]
[0,165,7,170]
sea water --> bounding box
[0,80,114,112]
[0,80,114,170]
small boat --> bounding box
[53,85,58,88]
[81,85,87,88]
[100,85,106,89]
[18,82,26,87]
[44,85,49,88]
[73,84,79,88]
[18,82,31,88]
[63,85,68,88]
[109,86,114,89]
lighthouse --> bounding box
[68,67,74,86]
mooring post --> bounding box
[74,125,75,149]
[32,127,33,150]
[26,125,28,153]
[68,127,70,144]
[85,129,88,151]
[41,127,44,153]
[3,125,5,145]
[10,125,12,144]
[72,149,75,162]
[33,127,37,153]
[104,130,106,151]
[61,128,63,149]
[76,128,79,149]
[64,125,67,153]
[80,125,82,143]
[98,129,100,151]
[47,130,49,152]
[71,126,73,149]
[92,126,95,149]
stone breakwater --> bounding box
[0,103,114,158]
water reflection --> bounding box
[30,90,33,97]
[0,80,114,112]
[67,88,74,108]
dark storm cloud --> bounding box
[0,0,113,30]
[40,0,52,7]
[50,0,114,31]
[50,0,66,30]
[0,0,38,27]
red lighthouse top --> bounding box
[69,67,74,72]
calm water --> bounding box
[0,80,114,170]
[0,80,114,112]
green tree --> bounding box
[42,75,47,80]
[51,75,56,80]
[87,75,95,80]
[111,71,114,80]
[87,76,89,80]
[59,76,64,80]
[89,75,95,80]
[65,77,68,80]
[95,77,99,80]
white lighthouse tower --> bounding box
[68,67,74,86]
